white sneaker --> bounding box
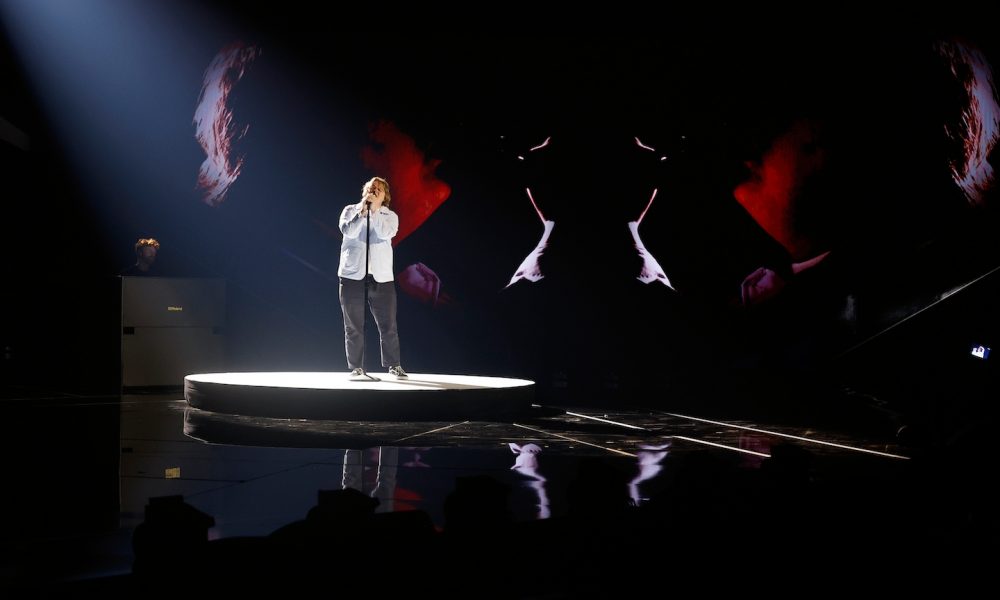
[388,365,408,379]
[349,368,368,381]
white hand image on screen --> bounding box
[509,443,550,519]
[398,262,453,307]
[628,442,671,506]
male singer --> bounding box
[338,176,407,380]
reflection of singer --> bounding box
[338,176,408,380]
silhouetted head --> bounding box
[134,238,159,270]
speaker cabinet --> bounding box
[121,277,226,389]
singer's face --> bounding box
[369,181,385,201]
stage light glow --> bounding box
[513,423,638,457]
[564,411,649,431]
[665,413,910,460]
[672,435,772,457]
[186,372,534,389]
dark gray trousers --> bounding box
[339,275,400,369]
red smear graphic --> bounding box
[391,487,423,512]
[361,120,451,245]
[732,121,825,260]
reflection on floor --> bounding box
[2,387,991,594]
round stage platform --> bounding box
[184,372,536,420]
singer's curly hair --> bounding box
[134,238,160,256]
[362,177,392,206]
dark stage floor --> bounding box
[0,381,993,596]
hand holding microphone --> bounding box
[359,191,375,215]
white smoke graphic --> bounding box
[936,40,1000,206]
[194,42,260,207]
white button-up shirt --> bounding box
[338,204,399,282]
